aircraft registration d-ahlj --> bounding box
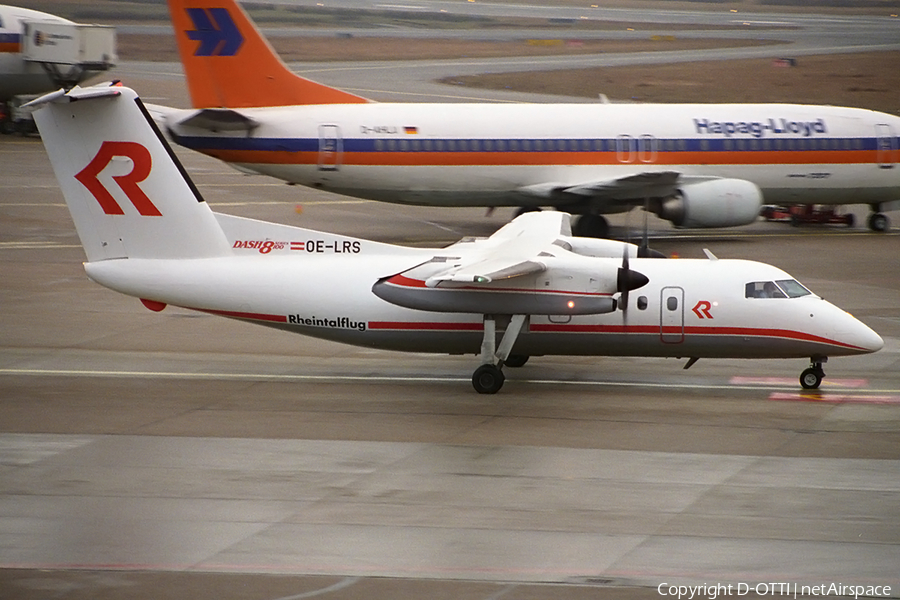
[32,83,883,393]
[152,0,900,235]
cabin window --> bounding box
[387,139,397,151]
[666,296,678,311]
[484,139,493,151]
[593,139,605,152]
[411,139,421,151]
[423,139,433,151]
[637,296,648,310]
[374,139,384,151]
[497,139,507,151]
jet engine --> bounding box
[652,178,762,228]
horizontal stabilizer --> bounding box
[176,108,258,132]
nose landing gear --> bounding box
[800,357,827,389]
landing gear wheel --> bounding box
[868,212,889,232]
[800,367,824,390]
[472,364,505,394]
[572,214,609,238]
[504,354,529,368]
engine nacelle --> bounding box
[654,178,762,228]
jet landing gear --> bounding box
[800,357,827,389]
[472,314,527,394]
[868,212,890,232]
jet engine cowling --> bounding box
[653,178,762,228]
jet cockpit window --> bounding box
[745,279,811,299]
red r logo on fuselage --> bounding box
[75,141,161,216]
[692,300,714,319]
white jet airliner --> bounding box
[31,82,883,393]
[152,0,900,235]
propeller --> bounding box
[617,245,649,312]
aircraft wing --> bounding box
[564,171,681,198]
[519,171,715,202]
[372,211,623,315]
[426,258,545,286]
[424,210,569,286]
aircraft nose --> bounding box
[856,322,884,353]
[839,311,884,354]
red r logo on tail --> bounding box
[75,141,161,216]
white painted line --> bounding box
[1,367,897,394]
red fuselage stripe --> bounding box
[187,309,862,351]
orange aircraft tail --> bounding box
[167,0,369,108]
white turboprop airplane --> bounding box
[32,82,883,393]
[152,0,900,235]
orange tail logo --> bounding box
[168,0,368,108]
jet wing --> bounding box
[564,171,681,198]
[519,171,716,202]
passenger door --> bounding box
[660,286,685,344]
[318,124,342,171]
[876,124,897,169]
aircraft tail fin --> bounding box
[31,83,233,262]
[167,0,369,108]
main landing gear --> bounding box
[472,314,528,394]
[800,357,827,389]
[868,212,890,233]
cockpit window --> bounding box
[745,279,811,299]
[775,279,811,298]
